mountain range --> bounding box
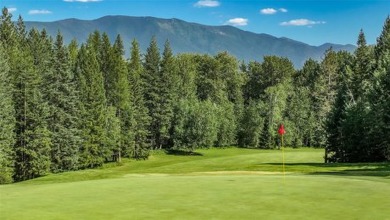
[25,15,356,68]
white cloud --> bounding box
[7,7,17,13]
[279,8,288,13]
[28,10,52,15]
[280,19,326,26]
[260,8,277,15]
[194,0,220,8]
[225,18,248,26]
[64,0,102,2]
[260,7,288,15]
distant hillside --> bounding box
[25,15,356,68]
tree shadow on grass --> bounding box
[309,170,390,178]
[263,162,390,177]
[165,149,203,156]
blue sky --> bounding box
[1,0,389,46]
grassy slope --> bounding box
[1,148,389,219]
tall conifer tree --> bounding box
[128,39,150,158]
[325,83,348,162]
[352,30,374,100]
[100,33,114,103]
[0,44,15,183]
[0,8,17,51]
[45,32,81,172]
[111,35,133,156]
[13,29,51,181]
[158,40,177,148]
[75,44,108,168]
[68,39,79,69]
[373,17,390,160]
[143,37,162,149]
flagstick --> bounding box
[278,124,286,184]
[281,135,285,183]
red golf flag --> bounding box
[278,124,285,135]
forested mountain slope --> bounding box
[25,15,355,67]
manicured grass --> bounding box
[1,148,389,219]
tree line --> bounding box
[0,8,389,183]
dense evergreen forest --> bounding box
[0,8,389,183]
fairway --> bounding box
[1,148,389,219]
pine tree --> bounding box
[325,44,384,162]
[100,33,114,104]
[67,39,79,69]
[340,101,380,162]
[373,16,390,160]
[111,34,133,157]
[325,83,348,162]
[352,30,374,101]
[105,106,121,161]
[158,40,177,148]
[143,37,162,149]
[259,114,272,149]
[0,7,17,51]
[128,39,150,158]
[375,16,390,62]
[13,30,51,181]
[16,15,27,42]
[0,44,15,183]
[45,32,81,172]
[0,7,19,91]
[86,31,102,58]
[75,44,108,168]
